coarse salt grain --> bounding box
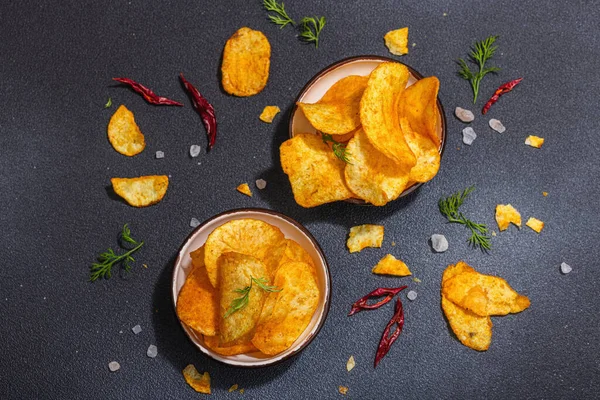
[255,179,267,190]
[455,107,475,123]
[132,325,142,335]
[147,345,158,358]
[489,118,506,133]
[407,291,418,301]
[155,151,164,159]
[462,127,477,145]
[189,145,201,158]
[108,361,120,372]
[560,262,572,274]
[430,234,449,252]
[190,218,200,228]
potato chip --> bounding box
[526,217,544,233]
[398,76,441,146]
[218,252,269,345]
[339,386,349,395]
[203,334,258,356]
[204,219,285,287]
[495,204,522,231]
[344,129,410,205]
[111,175,169,207]
[525,135,544,148]
[182,365,211,394]
[400,118,440,183]
[259,105,280,123]
[319,75,369,103]
[107,105,146,156]
[384,27,409,56]
[252,261,320,355]
[441,295,492,351]
[190,245,205,269]
[330,130,356,143]
[360,62,416,169]
[177,262,219,337]
[347,224,384,253]
[221,27,271,97]
[280,133,354,207]
[372,254,411,276]
[236,183,253,197]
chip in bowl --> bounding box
[372,254,411,276]
[111,175,169,207]
[203,335,258,356]
[401,118,440,183]
[347,224,384,253]
[107,105,145,156]
[398,76,441,146]
[384,27,409,56]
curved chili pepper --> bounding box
[482,78,523,115]
[179,73,217,151]
[374,298,404,367]
[112,77,184,106]
[348,286,407,316]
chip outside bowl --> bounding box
[171,208,331,368]
[288,55,447,204]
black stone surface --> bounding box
[1,1,599,399]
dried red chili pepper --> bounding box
[482,78,523,115]
[348,286,407,316]
[179,73,217,151]
[374,298,404,367]
[112,77,184,106]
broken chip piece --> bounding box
[525,135,544,148]
[111,175,169,207]
[526,217,544,233]
[384,27,409,55]
[237,183,253,197]
[259,106,281,123]
[372,254,412,276]
[182,365,211,394]
[347,224,384,253]
[228,384,239,392]
[107,105,146,156]
[495,204,522,231]
[338,386,349,395]
[346,355,355,372]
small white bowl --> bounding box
[171,208,331,367]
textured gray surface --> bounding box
[1,0,599,399]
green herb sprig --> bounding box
[224,276,281,318]
[458,35,501,103]
[90,224,144,282]
[104,98,112,108]
[321,133,351,164]
[299,16,326,48]
[263,0,295,29]
[438,186,491,251]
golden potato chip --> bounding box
[190,245,205,269]
[344,129,410,205]
[218,252,269,345]
[177,263,219,337]
[441,295,492,351]
[111,175,169,207]
[495,204,522,231]
[384,27,409,56]
[319,75,369,103]
[398,76,441,146]
[442,261,475,282]
[442,268,531,317]
[221,27,270,97]
[347,224,384,253]
[203,334,258,356]
[252,261,320,355]
[107,105,145,156]
[526,217,544,233]
[330,130,356,143]
[400,118,440,183]
[259,105,280,123]
[182,365,211,394]
[372,254,411,276]
[280,133,354,207]
[204,219,285,287]
[360,62,416,169]
[261,238,316,279]
[236,183,253,197]
[525,135,544,148]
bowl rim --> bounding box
[287,54,447,204]
[171,207,332,368]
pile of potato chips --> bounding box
[177,219,320,356]
[281,61,442,207]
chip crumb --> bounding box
[462,127,477,145]
[239,389,245,394]
[525,135,544,148]
[228,384,239,392]
[492,231,497,237]
[190,218,200,228]
[391,241,396,246]
[146,344,158,358]
[155,150,164,159]
[526,217,544,233]
[407,290,418,301]
[237,183,253,197]
[339,386,349,395]
[182,365,211,394]
[542,191,548,197]
[560,262,572,274]
[132,325,142,334]
[430,234,449,252]
[189,145,201,158]
[412,277,422,283]
[384,27,409,56]
[259,105,281,123]
[412,42,416,47]
[142,264,148,269]
[108,361,120,372]
[489,118,506,133]
[455,107,475,123]
[443,12,448,16]
[346,356,355,372]
[256,179,267,190]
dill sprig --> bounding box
[438,186,492,251]
[458,35,501,103]
[90,224,145,282]
[263,0,295,29]
[321,133,351,164]
[104,97,112,108]
[299,16,326,48]
[224,276,281,318]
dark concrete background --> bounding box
[1,0,598,399]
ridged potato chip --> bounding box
[182,365,211,394]
[204,219,284,287]
[107,105,145,156]
[111,175,169,207]
[218,252,269,345]
[203,335,258,356]
[495,204,522,231]
[401,118,440,183]
[398,77,441,146]
[384,27,409,56]
[360,62,416,169]
[252,261,319,355]
[372,254,411,276]
[221,27,270,97]
[177,261,219,337]
[347,224,384,253]
[344,129,410,205]
[280,133,354,207]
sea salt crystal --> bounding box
[407,291,418,301]
[560,262,572,274]
[147,345,158,358]
[430,234,449,253]
[462,127,477,145]
[489,118,506,133]
[155,151,164,159]
[108,361,120,372]
[255,179,267,190]
[189,145,201,158]
[455,107,475,123]
[132,325,142,335]
[190,218,200,228]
